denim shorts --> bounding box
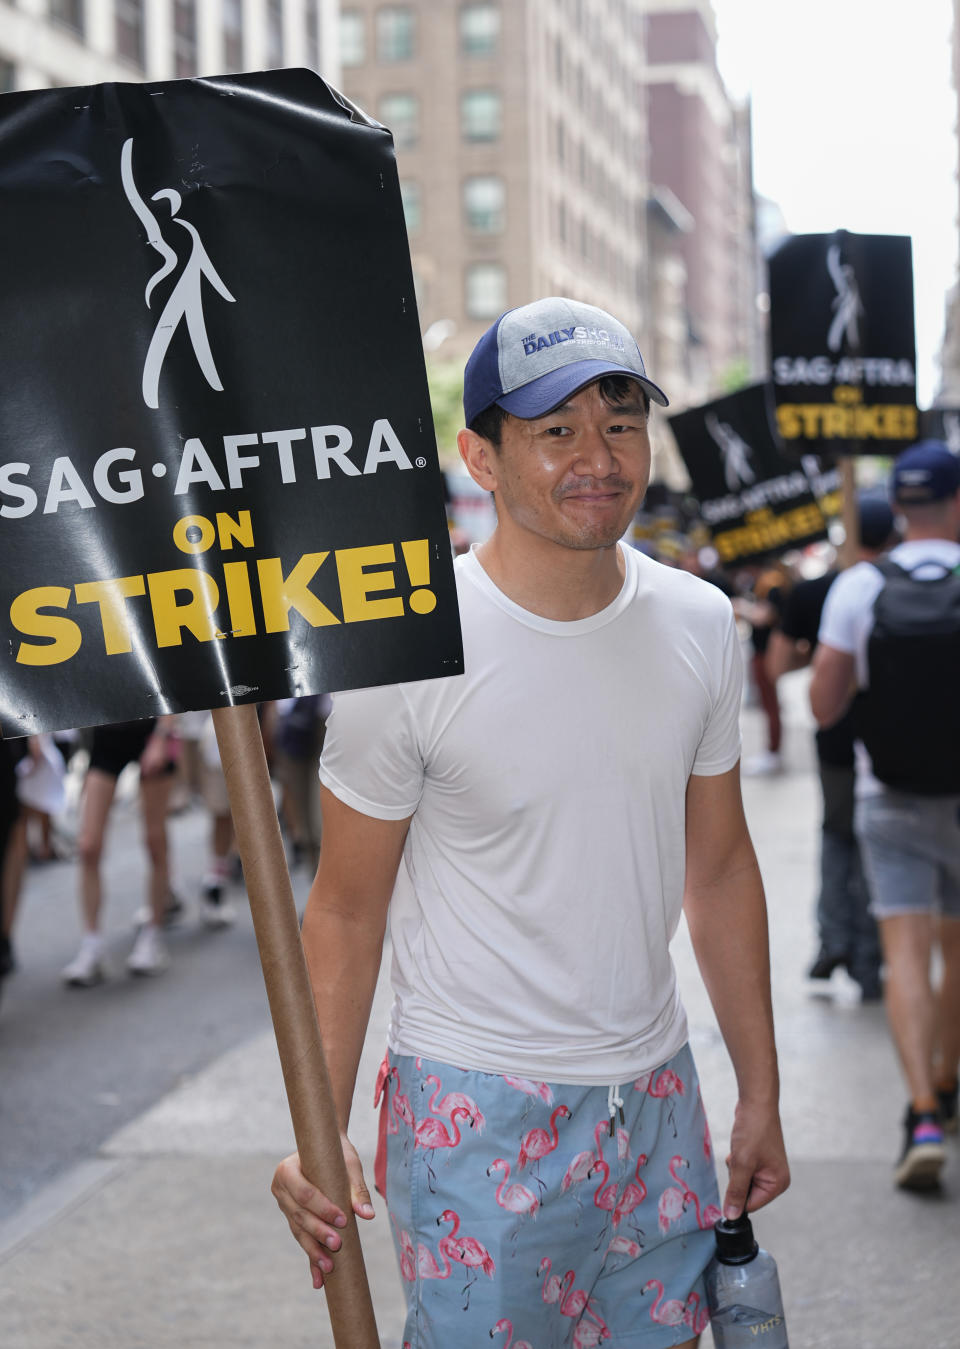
[855,789,960,919]
[375,1043,719,1348]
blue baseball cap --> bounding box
[891,440,960,505]
[463,296,668,427]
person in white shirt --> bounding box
[272,297,789,1347]
[811,440,960,1190]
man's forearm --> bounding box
[684,852,780,1105]
[300,891,387,1130]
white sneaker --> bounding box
[127,924,169,976]
[200,885,236,929]
[63,934,106,987]
[132,891,186,929]
[742,750,783,777]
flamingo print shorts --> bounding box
[376,1043,719,1348]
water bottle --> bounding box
[704,1213,789,1347]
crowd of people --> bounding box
[2,295,958,1346]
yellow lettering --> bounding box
[336,544,404,624]
[147,568,220,647]
[11,586,82,666]
[74,576,147,655]
[222,561,257,637]
[173,514,216,555]
[257,553,340,632]
[216,510,254,550]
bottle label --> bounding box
[712,1303,788,1342]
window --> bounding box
[463,176,505,234]
[466,263,507,320]
[266,0,284,67]
[399,180,421,232]
[340,11,366,66]
[379,93,419,150]
[377,6,415,62]
[223,0,243,70]
[50,0,83,35]
[116,0,146,67]
[0,59,15,94]
[173,0,197,78]
[461,89,501,143]
[460,4,500,58]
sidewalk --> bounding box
[1,679,958,1348]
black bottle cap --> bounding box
[713,1213,760,1265]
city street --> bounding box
[1,678,958,1348]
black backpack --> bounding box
[854,556,960,795]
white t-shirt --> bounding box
[818,537,960,792]
[319,545,743,1085]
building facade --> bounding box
[0,0,339,92]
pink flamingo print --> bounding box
[437,1208,495,1309]
[643,1278,687,1326]
[517,1104,571,1174]
[561,1120,608,1194]
[588,1158,618,1217]
[503,1075,554,1105]
[657,1155,690,1234]
[390,1215,451,1282]
[634,1067,685,1099]
[489,1318,533,1349]
[537,1256,564,1305]
[682,1178,722,1231]
[487,1158,539,1217]
[604,1234,642,1262]
[422,1073,487,1135]
[683,1290,710,1334]
[417,1240,451,1280]
[391,1068,416,1130]
[612,1153,648,1234]
[572,1317,612,1348]
[390,1217,416,1282]
[414,1104,472,1192]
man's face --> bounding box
[478,381,651,553]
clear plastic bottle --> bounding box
[704,1213,789,1348]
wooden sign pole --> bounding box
[838,455,859,570]
[212,703,380,1349]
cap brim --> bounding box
[496,360,669,419]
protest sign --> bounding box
[768,231,918,457]
[919,407,960,454]
[668,383,838,565]
[0,69,463,738]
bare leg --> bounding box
[76,770,119,934]
[879,913,937,1107]
[139,772,173,926]
[934,917,960,1087]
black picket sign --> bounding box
[668,383,837,566]
[768,231,918,457]
[0,69,463,737]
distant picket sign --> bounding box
[0,70,463,737]
[668,382,838,566]
[768,231,918,457]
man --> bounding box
[810,441,960,1190]
[272,298,789,1347]
[767,494,896,1001]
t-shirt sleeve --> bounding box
[817,563,877,655]
[318,683,423,820]
[692,604,743,776]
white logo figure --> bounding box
[706,411,756,491]
[826,242,863,355]
[121,138,236,410]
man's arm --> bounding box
[808,642,856,728]
[271,784,411,1289]
[683,765,790,1218]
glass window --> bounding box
[115,0,146,67]
[461,89,501,143]
[379,93,419,151]
[223,0,243,70]
[466,262,507,320]
[173,0,198,78]
[460,4,500,58]
[266,0,284,67]
[399,180,421,233]
[463,176,505,234]
[340,11,366,66]
[377,6,415,62]
[49,0,83,34]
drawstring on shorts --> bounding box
[607,1083,625,1136]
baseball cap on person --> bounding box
[463,296,668,427]
[891,440,960,505]
[857,492,895,550]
